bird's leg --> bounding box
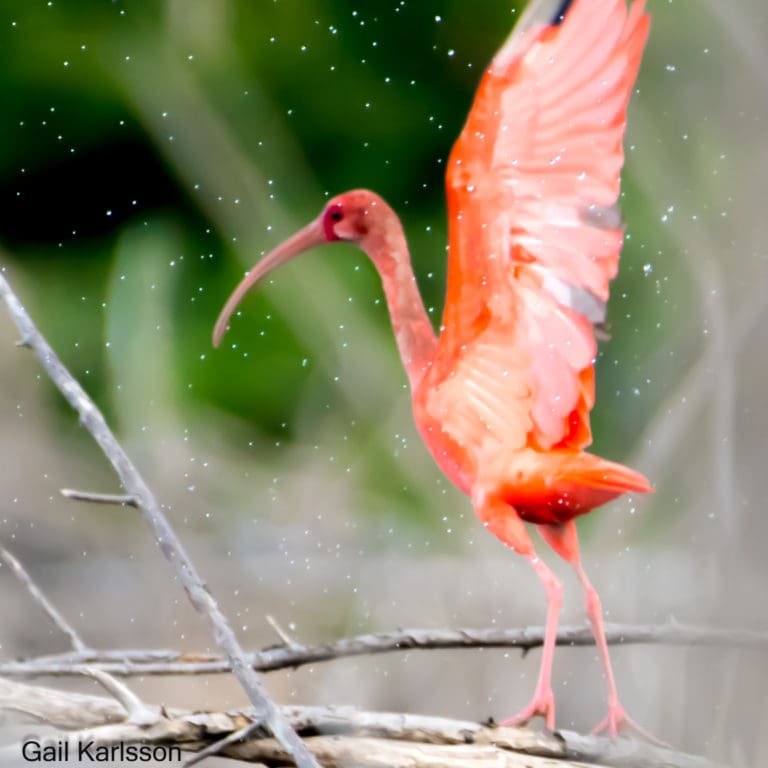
[571,560,625,735]
[499,551,562,729]
[474,493,560,729]
[538,521,660,742]
[572,561,660,742]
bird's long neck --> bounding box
[365,223,438,391]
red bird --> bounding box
[215,0,652,737]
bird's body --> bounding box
[214,0,652,738]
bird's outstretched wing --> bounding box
[423,0,649,458]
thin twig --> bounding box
[0,267,318,768]
[266,614,301,649]
[0,539,160,727]
[1,620,764,679]
[0,542,89,654]
[183,721,265,768]
[60,488,139,507]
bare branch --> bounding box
[79,668,160,726]
[0,267,318,768]
[1,539,160,729]
[183,721,265,768]
[0,678,725,768]
[0,542,89,654]
[60,488,139,507]
[1,620,764,679]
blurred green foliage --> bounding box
[0,0,665,529]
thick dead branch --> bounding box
[0,266,318,768]
[0,678,724,768]
[2,620,764,678]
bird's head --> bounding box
[213,189,397,347]
[320,189,393,245]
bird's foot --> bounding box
[499,686,555,730]
[591,701,667,746]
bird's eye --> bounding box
[323,204,344,241]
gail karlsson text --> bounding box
[21,737,183,763]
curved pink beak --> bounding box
[212,217,326,347]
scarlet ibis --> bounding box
[214,0,652,738]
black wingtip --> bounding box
[550,0,574,25]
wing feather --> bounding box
[426,0,649,456]
[425,328,534,463]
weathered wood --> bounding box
[0,678,725,768]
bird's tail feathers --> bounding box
[554,451,653,496]
[492,449,653,524]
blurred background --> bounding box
[1,0,766,765]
